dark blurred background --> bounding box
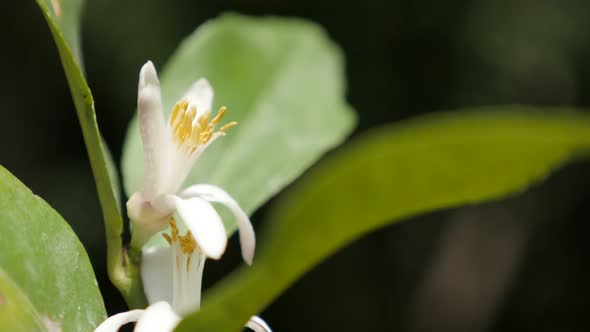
[3,0,590,331]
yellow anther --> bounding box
[198,129,212,144]
[178,231,197,255]
[162,233,172,245]
[170,100,189,127]
[189,124,202,146]
[186,105,197,123]
[169,217,179,242]
[162,217,180,244]
[195,113,207,130]
[220,121,238,132]
[210,106,227,126]
[169,101,236,153]
[162,218,200,271]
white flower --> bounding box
[95,301,271,332]
[126,60,255,265]
[94,61,269,331]
[95,221,271,332]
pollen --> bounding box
[169,101,237,154]
[162,216,197,255]
[178,231,197,255]
[162,217,180,244]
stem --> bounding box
[107,238,148,309]
[34,0,148,311]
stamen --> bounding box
[197,112,210,130]
[178,231,196,255]
[199,129,213,143]
[169,217,179,241]
[179,231,198,272]
[170,100,189,127]
[161,216,180,244]
[220,121,238,132]
[162,233,173,245]
[209,106,227,126]
[162,217,201,274]
[161,217,197,256]
[168,102,237,154]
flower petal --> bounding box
[174,250,206,316]
[133,302,180,332]
[246,316,273,332]
[128,192,173,248]
[180,184,256,265]
[182,78,213,118]
[138,61,167,200]
[175,196,228,259]
[141,246,173,305]
[94,309,144,332]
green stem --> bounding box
[33,0,148,310]
[107,238,147,309]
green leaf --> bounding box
[122,13,356,237]
[0,267,47,332]
[35,0,84,64]
[176,108,590,331]
[0,166,106,330]
[34,0,145,306]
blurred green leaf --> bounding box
[35,0,84,64]
[0,268,47,332]
[122,13,356,238]
[0,166,106,330]
[177,108,590,331]
[34,0,145,306]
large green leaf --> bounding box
[34,0,144,305]
[176,108,590,331]
[122,13,356,235]
[0,166,106,330]
[0,267,47,332]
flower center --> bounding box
[162,217,206,314]
[169,100,237,155]
[162,217,198,256]
[162,217,199,270]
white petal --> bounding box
[94,309,144,332]
[246,316,273,332]
[133,302,180,332]
[182,78,214,118]
[167,131,223,195]
[127,192,173,248]
[138,61,167,200]
[138,61,160,90]
[174,250,206,316]
[141,246,173,305]
[175,196,228,259]
[181,184,256,265]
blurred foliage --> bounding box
[2,0,590,331]
[178,109,590,331]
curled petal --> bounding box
[182,78,214,118]
[134,302,180,332]
[172,195,228,259]
[141,246,173,305]
[138,61,167,200]
[180,184,256,265]
[94,309,144,332]
[246,316,273,332]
